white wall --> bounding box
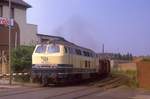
[3,6,9,18]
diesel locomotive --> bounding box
[31,38,110,86]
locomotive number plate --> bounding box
[41,56,48,64]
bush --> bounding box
[11,46,34,73]
[112,70,138,88]
[124,70,138,87]
[14,75,31,82]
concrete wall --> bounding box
[22,23,37,45]
[2,5,37,45]
[110,60,133,71]
[117,63,137,71]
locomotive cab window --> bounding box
[48,44,60,53]
[35,45,47,53]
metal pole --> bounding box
[9,0,12,85]
[102,44,104,53]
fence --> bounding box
[0,73,29,78]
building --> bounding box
[0,0,37,45]
[0,0,38,74]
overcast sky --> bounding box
[25,0,150,56]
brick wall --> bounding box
[137,61,150,89]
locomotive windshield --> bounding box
[47,44,60,53]
[35,45,47,53]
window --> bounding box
[78,50,82,55]
[0,5,3,17]
[11,8,14,18]
[68,47,73,54]
[83,51,90,57]
[83,51,86,56]
[88,61,90,68]
[48,44,60,53]
[64,47,68,53]
[35,45,47,53]
[85,61,87,68]
[75,49,82,55]
[89,53,93,57]
[65,47,73,54]
[87,52,90,57]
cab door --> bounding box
[68,47,73,66]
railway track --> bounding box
[96,74,128,88]
[0,74,128,99]
[45,74,128,99]
[0,86,47,98]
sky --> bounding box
[25,0,150,56]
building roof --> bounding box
[0,0,31,8]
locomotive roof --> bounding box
[42,39,95,53]
[37,34,95,53]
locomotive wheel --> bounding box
[41,76,49,87]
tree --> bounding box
[11,46,34,73]
[129,53,133,60]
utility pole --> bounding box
[102,44,104,53]
[9,0,12,85]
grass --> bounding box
[111,69,138,88]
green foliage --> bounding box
[11,46,34,73]
[14,75,30,82]
[112,53,133,60]
[112,70,138,88]
[124,70,138,88]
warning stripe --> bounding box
[0,73,29,77]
